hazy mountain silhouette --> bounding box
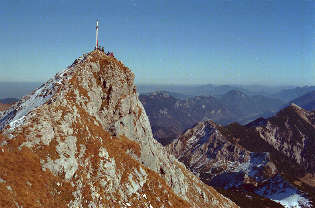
[140,90,284,145]
[289,90,315,111]
[273,86,315,102]
[0,82,41,99]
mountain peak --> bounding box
[276,103,311,123]
[288,103,303,110]
[290,90,315,111]
[0,50,134,131]
[224,90,247,97]
[0,51,236,207]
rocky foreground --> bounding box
[0,50,237,207]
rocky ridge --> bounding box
[289,91,315,111]
[0,50,236,207]
[168,120,278,189]
[252,103,315,173]
[168,118,312,208]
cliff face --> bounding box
[0,50,236,208]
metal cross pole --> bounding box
[96,20,99,49]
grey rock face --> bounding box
[0,50,237,208]
[254,104,315,173]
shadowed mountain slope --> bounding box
[289,90,315,111]
[273,86,315,102]
[139,92,234,145]
[140,90,284,145]
[168,104,315,207]
[219,90,284,120]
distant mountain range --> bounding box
[0,98,17,113]
[137,83,308,99]
[0,82,41,99]
[0,98,19,104]
[140,91,234,145]
[218,90,283,122]
[272,86,315,102]
[2,81,314,103]
[289,90,315,111]
[141,90,190,100]
[137,84,249,97]
[140,90,284,145]
[168,104,315,207]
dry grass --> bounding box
[299,174,315,187]
[0,134,74,208]
[0,103,11,111]
[69,75,89,102]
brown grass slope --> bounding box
[0,103,11,112]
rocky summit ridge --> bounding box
[252,103,315,173]
[0,50,236,207]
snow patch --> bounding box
[211,152,271,189]
[255,175,311,208]
[0,68,69,131]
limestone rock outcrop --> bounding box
[252,103,315,173]
[0,50,237,208]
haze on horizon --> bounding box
[0,0,314,86]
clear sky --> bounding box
[0,0,314,86]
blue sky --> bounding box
[0,0,314,85]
